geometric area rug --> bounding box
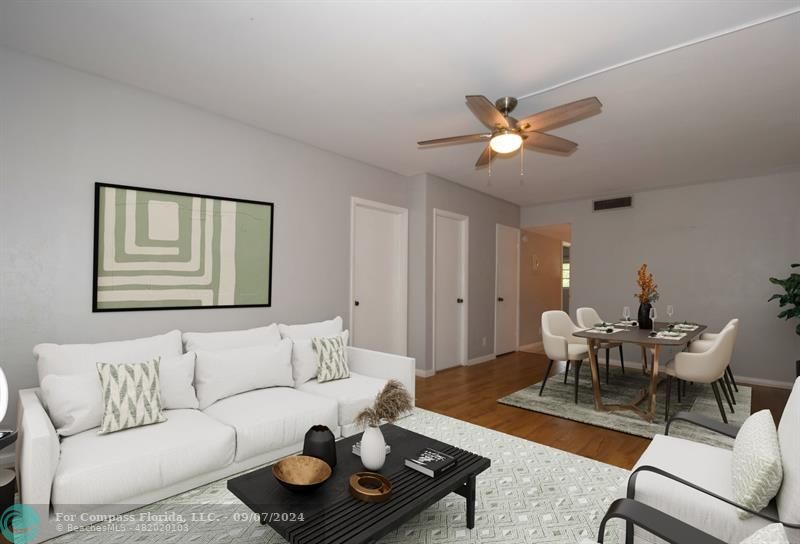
[499,365,750,450]
[47,408,634,544]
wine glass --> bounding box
[623,306,631,322]
[666,305,674,324]
[649,306,658,330]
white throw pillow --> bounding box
[159,352,199,410]
[40,352,199,435]
[97,359,166,434]
[182,324,281,353]
[739,523,789,544]
[40,372,104,436]
[291,331,349,386]
[194,339,293,409]
[313,334,350,383]
[732,409,783,519]
[278,317,345,385]
[34,330,183,383]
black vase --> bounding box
[638,302,653,329]
[303,425,336,468]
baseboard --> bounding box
[466,354,495,366]
[415,368,435,378]
[518,342,542,352]
[599,358,795,390]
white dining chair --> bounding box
[576,307,626,383]
[541,310,589,403]
[689,318,739,401]
[663,326,737,422]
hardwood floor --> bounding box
[415,351,791,470]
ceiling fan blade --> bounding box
[466,95,509,129]
[475,144,492,167]
[516,97,602,132]
[417,133,490,146]
[524,132,578,154]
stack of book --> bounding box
[404,448,457,478]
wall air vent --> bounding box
[593,196,632,212]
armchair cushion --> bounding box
[633,434,777,543]
[776,377,800,524]
[732,410,783,519]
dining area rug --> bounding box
[498,364,750,449]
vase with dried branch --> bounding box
[635,263,659,329]
[354,380,413,470]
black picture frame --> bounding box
[92,182,274,312]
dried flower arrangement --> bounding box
[354,379,413,428]
[635,263,659,304]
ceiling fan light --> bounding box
[490,132,522,154]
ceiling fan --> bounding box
[417,95,602,167]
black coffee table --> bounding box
[227,423,490,544]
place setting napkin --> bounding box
[587,323,625,334]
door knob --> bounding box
[457,298,464,303]
[354,300,360,306]
[498,297,504,302]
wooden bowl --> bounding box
[349,472,392,503]
[272,455,332,492]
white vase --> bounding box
[360,424,386,470]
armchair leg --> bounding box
[605,348,610,384]
[564,361,570,384]
[710,382,729,424]
[574,360,583,404]
[723,372,736,405]
[718,378,734,413]
[726,366,739,392]
[539,359,554,396]
[619,345,625,374]
[664,375,672,422]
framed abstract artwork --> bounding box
[93,182,273,311]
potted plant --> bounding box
[635,263,659,329]
[769,263,800,377]
[354,380,413,470]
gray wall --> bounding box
[519,231,564,346]
[521,170,800,385]
[0,48,413,425]
[423,174,520,369]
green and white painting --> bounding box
[93,183,273,311]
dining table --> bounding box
[573,321,707,422]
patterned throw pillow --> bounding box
[739,523,789,544]
[312,333,350,383]
[732,410,783,519]
[97,358,166,434]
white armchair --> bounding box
[691,318,740,399]
[576,307,626,383]
[540,310,589,403]
[663,326,736,422]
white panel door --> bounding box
[433,209,468,371]
[494,224,519,356]
[350,198,408,355]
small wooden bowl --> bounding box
[272,455,332,493]
[349,472,392,503]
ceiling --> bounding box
[1,1,799,206]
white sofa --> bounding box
[16,323,415,543]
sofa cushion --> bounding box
[34,330,183,382]
[159,352,199,410]
[777,377,800,524]
[182,324,281,352]
[732,410,783,519]
[297,372,387,426]
[203,388,338,462]
[194,339,294,409]
[52,409,234,510]
[633,434,777,543]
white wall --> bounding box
[0,48,414,426]
[521,170,800,385]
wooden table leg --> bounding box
[645,345,661,421]
[640,345,648,373]
[586,338,605,411]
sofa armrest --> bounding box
[346,347,415,403]
[16,388,60,514]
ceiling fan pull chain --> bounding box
[520,144,524,186]
[488,148,492,186]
